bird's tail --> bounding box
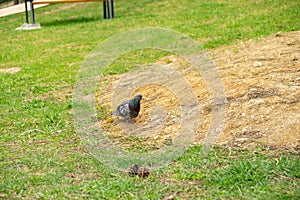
[111,111,119,116]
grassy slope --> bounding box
[0,0,299,199]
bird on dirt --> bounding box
[112,94,143,120]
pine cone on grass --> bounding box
[128,164,150,178]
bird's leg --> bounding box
[126,118,134,124]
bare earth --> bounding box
[98,31,300,152]
[0,67,21,74]
[211,31,299,150]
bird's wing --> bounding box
[117,100,130,118]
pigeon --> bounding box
[112,94,142,119]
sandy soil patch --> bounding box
[0,67,21,74]
[97,31,300,152]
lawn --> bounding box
[0,0,299,199]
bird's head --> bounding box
[129,94,143,107]
[133,94,143,101]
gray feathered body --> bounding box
[112,94,142,119]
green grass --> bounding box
[0,0,299,199]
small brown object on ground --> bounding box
[128,164,150,178]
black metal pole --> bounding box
[107,0,113,19]
[111,0,114,18]
[25,0,29,23]
[103,1,107,19]
[29,0,35,24]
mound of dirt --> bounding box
[97,31,299,152]
[212,31,299,150]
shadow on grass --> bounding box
[41,16,102,26]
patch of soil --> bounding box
[0,67,21,74]
[97,57,210,151]
[212,31,300,151]
[0,1,14,9]
[97,31,300,152]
